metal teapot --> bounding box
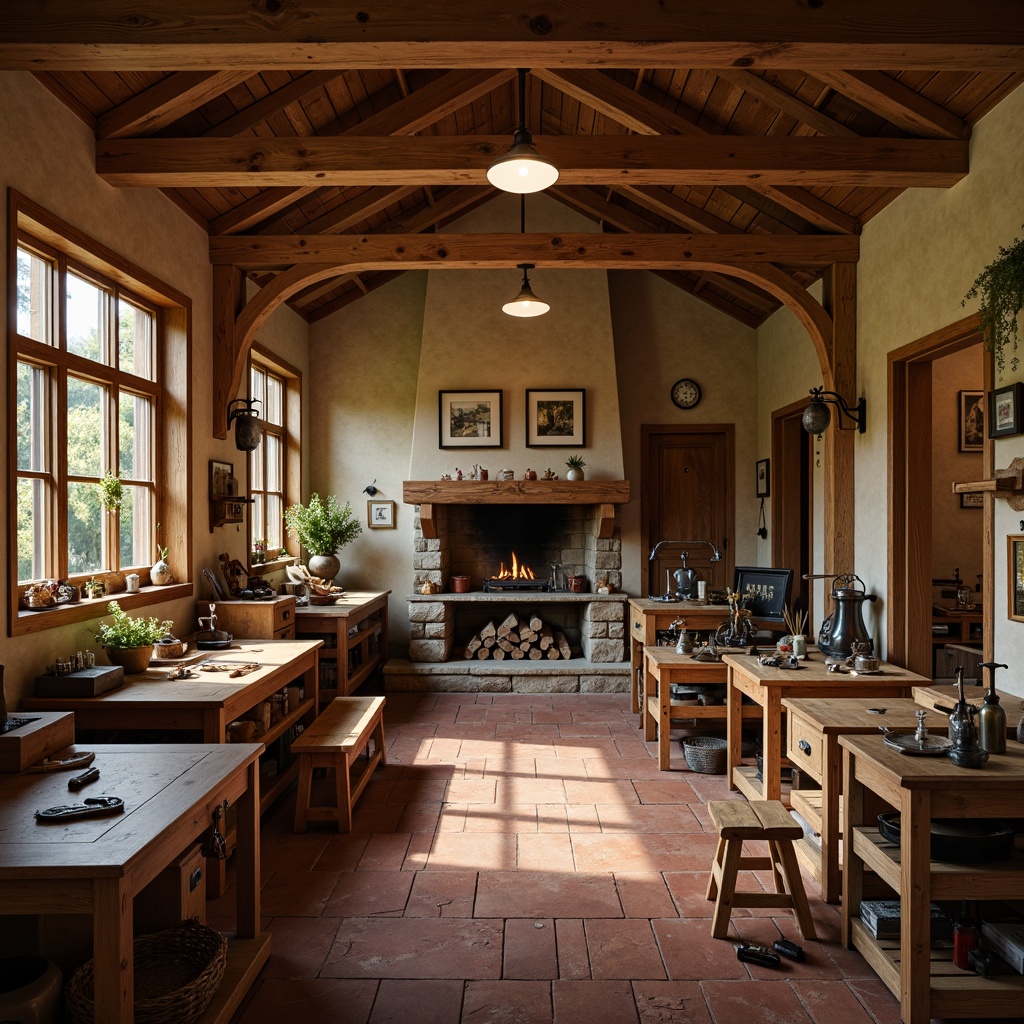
[814,573,877,659]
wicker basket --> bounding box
[681,735,728,774]
[65,920,226,1024]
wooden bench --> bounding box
[291,695,386,832]
[705,799,816,940]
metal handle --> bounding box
[798,739,811,755]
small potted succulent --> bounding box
[283,493,363,582]
[94,600,174,674]
[565,455,587,481]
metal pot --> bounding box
[816,574,877,659]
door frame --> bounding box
[640,423,736,596]
[887,312,991,673]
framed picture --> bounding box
[958,390,984,452]
[209,459,234,499]
[960,491,984,509]
[367,499,396,529]
[988,383,1024,438]
[438,390,503,448]
[526,388,586,447]
[756,458,770,498]
[1008,535,1024,621]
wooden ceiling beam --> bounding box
[812,69,969,139]
[202,71,345,137]
[613,184,740,235]
[97,135,968,189]
[209,230,859,268]
[711,69,859,137]
[3,2,1023,71]
[535,68,861,233]
[210,186,318,235]
[291,186,420,236]
[98,71,253,139]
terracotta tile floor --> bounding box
[219,690,908,1024]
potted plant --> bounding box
[565,455,587,481]
[151,544,174,586]
[94,600,174,674]
[964,225,1024,375]
[283,493,362,582]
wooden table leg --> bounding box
[643,656,657,743]
[657,664,672,771]
[235,759,261,939]
[900,787,932,1024]
[630,640,641,715]
[762,691,783,802]
[820,734,842,903]
[726,666,742,791]
[93,875,133,1023]
[840,746,863,948]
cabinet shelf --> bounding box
[954,456,1024,510]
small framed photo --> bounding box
[960,491,984,509]
[526,388,586,447]
[988,383,1024,438]
[756,458,770,498]
[1009,535,1024,621]
[439,390,503,448]
[210,459,234,499]
[958,390,984,452]
[367,499,396,529]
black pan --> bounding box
[877,812,1015,863]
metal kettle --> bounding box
[815,573,877,659]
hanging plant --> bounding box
[963,225,1024,375]
[100,471,123,513]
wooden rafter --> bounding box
[97,135,968,189]
[3,1,1023,70]
[613,184,740,236]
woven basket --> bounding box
[65,920,226,1024]
[681,735,728,774]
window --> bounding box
[8,191,192,634]
[249,347,301,562]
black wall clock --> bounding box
[670,378,702,409]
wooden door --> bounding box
[641,425,734,597]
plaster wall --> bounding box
[0,73,309,708]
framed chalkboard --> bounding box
[733,566,794,623]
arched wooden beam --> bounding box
[215,234,836,434]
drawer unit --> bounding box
[199,596,297,641]
[787,707,824,783]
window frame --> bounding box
[247,344,301,567]
[7,189,193,636]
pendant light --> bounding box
[486,68,558,194]
[502,196,550,318]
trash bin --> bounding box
[0,955,63,1024]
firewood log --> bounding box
[480,620,497,638]
[496,612,519,637]
[555,631,572,659]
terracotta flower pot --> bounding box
[106,645,154,674]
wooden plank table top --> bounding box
[839,733,1024,1024]
[722,654,929,804]
[20,639,321,743]
[0,743,267,1024]
[294,589,390,621]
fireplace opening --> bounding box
[482,551,550,592]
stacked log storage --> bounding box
[464,611,572,660]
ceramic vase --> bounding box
[565,468,585,481]
[308,553,341,583]
[151,556,174,586]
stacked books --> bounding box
[859,900,951,941]
[982,921,1024,973]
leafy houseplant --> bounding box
[283,493,362,581]
[95,600,174,673]
[565,455,587,481]
[964,225,1024,375]
[100,471,123,513]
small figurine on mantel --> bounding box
[455,468,463,481]
[440,472,452,481]
[524,468,537,480]
[499,468,515,481]
[542,467,559,480]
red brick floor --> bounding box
[219,691,906,1024]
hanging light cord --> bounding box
[517,67,527,133]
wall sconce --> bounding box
[801,387,866,435]
[227,398,263,451]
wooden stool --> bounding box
[291,695,386,832]
[705,799,816,940]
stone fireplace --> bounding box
[383,479,633,693]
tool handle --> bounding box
[68,766,101,791]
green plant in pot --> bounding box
[964,225,1024,375]
[283,493,362,582]
[565,455,587,481]
[100,471,123,513]
[94,600,174,674]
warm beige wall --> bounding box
[0,73,309,707]
[931,347,983,586]
[609,271,760,595]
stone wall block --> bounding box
[582,638,625,663]
[408,601,450,623]
[409,638,453,662]
[581,674,630,693]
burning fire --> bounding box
[493,552,536,580]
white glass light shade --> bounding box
[486,129,559,194]
[502,267,549,317]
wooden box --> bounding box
[0,711,75,772]
[35,665,124,698]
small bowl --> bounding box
[153,636,186,659]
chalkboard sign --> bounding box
[732,566,794,623]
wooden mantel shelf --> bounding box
[403,479,630,540]
[954,457,1024,511]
